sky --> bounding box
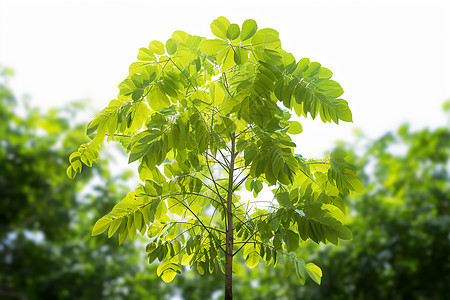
[1,0,449,158]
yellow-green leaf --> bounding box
[226,23,240,40]
[199,39,228,56]
[287,121,303,134]
[209,82,224,105]
[147,87,171,111]
[92,216,111,236]
[233,47,248,65]
[245,252,259,268]
[149,40,165,55]
[181,253,194,265]
[172,30,188,44]
[240,19,257,41]
[108,217,122,238]
[306,263,322,285]
[137,48,156,61]
[210,16,230,40]
[66,165,76,179]
[166,38,177,55]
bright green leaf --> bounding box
[92,216,111,236]
[306,263,322,285]
[137,48,156,61]
[166,38,178,55]
[149,40,165,55]
[240,19,257,41]
[226,23,240,40]
[287,121,303,134]
[210,16,230,40]
[199,39,228,56]
[245,252,259,268]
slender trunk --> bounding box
[225,134,235,300]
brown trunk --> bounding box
[225,134,235,300]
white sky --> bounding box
[1,0,449,158]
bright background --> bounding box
[1,0,449,157]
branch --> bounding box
[168,196,226,254]
[232,208,291,256]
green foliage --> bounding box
[309,123,450,299]
[0,69,170,300]
[161,112,450,299]
[67,17,361,288]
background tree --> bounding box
[67,17,362,298]
[0,68,170,300]
[306,109,450,300]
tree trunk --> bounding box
[225,134,235,300]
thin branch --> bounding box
[165,221,226,235]
[233,174,250,192]
[233,208,291,256]
[168,196,226,254]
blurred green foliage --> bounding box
[312,122,450,299]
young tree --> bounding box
[67,17,362,299]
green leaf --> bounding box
[245,251,259,268]
[252,28,279,47]
[118,217,128,245]
[226,23,240,40]
[240,19,257,41]
[147,87,171,111]
[132,88,144,101]
[330,150,363,194]
[294,256,307,284]
[217,47,235,72]
[108,218,122,238]
[284,256,294,277]
[199,39,228,56]
[92,216,111,236]
[166,38,177,55]
[316,80,344,98]
[172,30,188,43]
[220,116,236,134]
[264,33,281,49]
[336,101,353,122]
[66,165,76,179]
[287,121,303,134]
[128,142,151,163]
[149,40,165,55]
[157,261,181,283]
[254,180,263,194]
[137,48,156,61]
[181,253,194,265]
[233,47,248,65]
[335,225,353,240]
[306,263,322,285]
[284,230,300,252]
[276,192,293,208]
[210,16,230,40]
[209,82,225,104]
[295,57,310,74]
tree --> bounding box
[0,68,170,300]
[67,17,362,298]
